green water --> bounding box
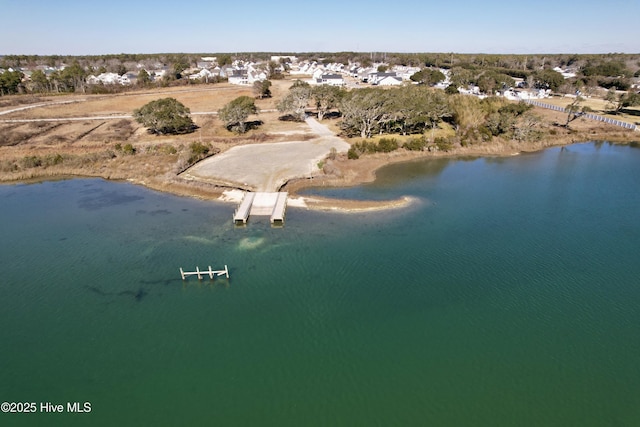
[1,141,640,426]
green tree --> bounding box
[137,69,152,86]
[218,95,258,133]
[277,82,312,121]
[340,88,388,138]
[533,69,564,91]
[311,85,344,120]
[445,84,459,95]
[476,71,515,94]
[30,69,49,93]
[410,69,445,86]
[606,89,640,114]
[0,70,24,95]
[133,98,196,135]
[448,67,473,89]
[217,54,232,67]
[253,80,272,99]
[116,63,127,76]
[171,55,189,79]
[60,62,87,92]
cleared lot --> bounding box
[182,118,349,191]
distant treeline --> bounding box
[2,52,639,72]
[1,52,639,96]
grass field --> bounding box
[540,94,640,126]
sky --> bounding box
[1,0,638,55]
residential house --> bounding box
[227,65,267,85]
[86,72,131,85]
[376,75,403,86]
[228,69,249,85]
[312,74,345,86]
[392,66,422,81]
[197,61,215,69]
[553,66,577,79]
[189,68,218,82]
[368,72,402,86]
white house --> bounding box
[86,72,131,85]
[189,68,216,81]
[368,72,402,86]
[197,61,215,69]
[312,74,345,86]
[227,66,267,85]
[504,89,550,100]
[376,75,403,86]
[392,66,422,81]
[228,69,249,85]
[553,66,577,79]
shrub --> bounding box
[434,137,454,152]
[21,156,42,169]
[160,144,177,155]
[43,153,64,166]
[377,138,398,153]
[122,144,135,155]
[403,136,428,151]
[187,141,214,165]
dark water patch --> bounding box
[85,284,149,302]
[78,190,144,211]
[84,285,111,297]
[118,288,148,302]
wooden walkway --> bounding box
[233,191,288,225]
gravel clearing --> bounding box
[182,118,349,191]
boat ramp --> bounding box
[233,191,288,225]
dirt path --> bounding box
[182,118,350,191]
[0,99,86,116]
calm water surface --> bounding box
[1,142,640,426]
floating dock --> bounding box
[180,265,229,281]
[233,191,288,225]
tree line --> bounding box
[2,51,638,97]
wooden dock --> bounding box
[180,265,229,281]
[233,192,255,225]
[233,191,288,225]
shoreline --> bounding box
[2,134,638,213]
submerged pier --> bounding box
[180,265,229,281]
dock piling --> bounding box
[180,265,230,282]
